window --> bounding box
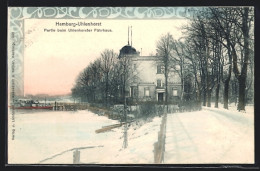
[131,86,137,98]
[157,65,164,74]
[173,89,178,96]
[157,80,162,87]
[144,88,150,96]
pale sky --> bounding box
[24,19,188,96]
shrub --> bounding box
[139,102,157,118]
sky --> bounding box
[24,19,188,96]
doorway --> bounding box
[158,93,164,102]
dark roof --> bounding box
[118,45,137,58]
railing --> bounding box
[153,113,167,164]
[39,145,104,164]
[156,86,165,89]
[50,102,89,111]
[138,82,155,85]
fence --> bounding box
[39,146,104,164]
[50,102,89,111]
[153,113,167,164]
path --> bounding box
[164,108,254,164]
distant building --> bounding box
[118,44,182,104]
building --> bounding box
[118,44,182,104]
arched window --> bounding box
[157,79,162,88]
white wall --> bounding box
[129,55,182,102]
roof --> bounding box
[118,45,138,58]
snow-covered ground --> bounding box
[8,109,162,164]
[164,104,254,164]
[8,103,254,164]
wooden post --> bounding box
[154,142,158,163]
[73,149,80,164]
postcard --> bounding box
[7,7,254,165]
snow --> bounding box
[8,103,254,164]
[164,104,254,164]
[80,117,162,164]
[8,109,162,164]
[8,110,119,164]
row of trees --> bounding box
[71,49,134,106]
[72,7,254,112]
[157,7,254,111]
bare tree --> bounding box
[156,33,174,111]
[231,7,254,111]
[100,49,116,106]
[185,12,212,107]
[184,37,203,106]
[204,7,238,109]
[209,7,254,111]
[171,39,185,101]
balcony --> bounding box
[156,83,165,89]
[156,86,165,89]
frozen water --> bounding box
[8,109,162,164]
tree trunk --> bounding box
[201,66,207,106]
[207,90,211,107]
[223,79,230,109]
[215,83,220,108]
[223,52,232,109]
[197,90,201,110]
[165,74,168,112]
[164,61,169,112]
[231,8,250,111]
[197,84,201,105]
[105,72,109,107]
[202,83,207,106]
[237,77,246,111]
[232,48,248,111]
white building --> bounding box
[118,44,182,104]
